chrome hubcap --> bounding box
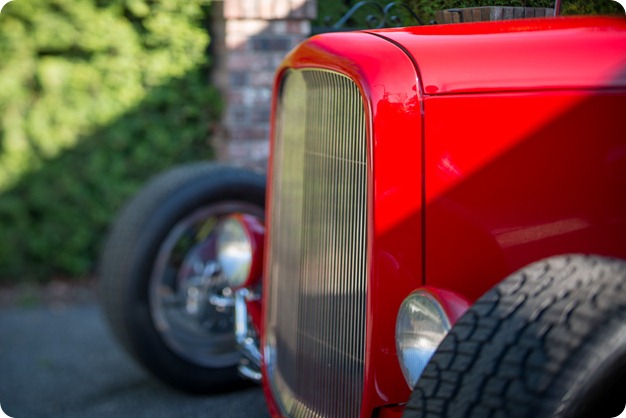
[149,202,264,368]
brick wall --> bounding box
[211,0,316,171]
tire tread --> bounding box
[404,255,626,418]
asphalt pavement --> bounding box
[0,295,270,418]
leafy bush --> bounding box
[0,0,219,282]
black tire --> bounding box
[99,163,265,393]
[404,255,626,418]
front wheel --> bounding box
[404,255,626,418]
[99,163,265,393]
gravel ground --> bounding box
[0,278,98,309]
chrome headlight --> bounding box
[396,290,451,388]
[216,217,253,289]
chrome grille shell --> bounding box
[264,69,368,418]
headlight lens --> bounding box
[396,290,451,388]
[216,217,252,288]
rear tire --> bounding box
[404,255,626,418]
[99,163,265,393]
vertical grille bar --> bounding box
[265,69,368,418]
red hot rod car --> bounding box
[101,14,626,418]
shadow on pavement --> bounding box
[0,297,270,418]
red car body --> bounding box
[261,16,626,418]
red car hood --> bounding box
[368,16,626,95]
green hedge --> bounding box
[0,0,219,282]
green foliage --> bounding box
[560,0,624,15]
[0,0,219,282]
[314,0,350,27]
[315,0,624,28]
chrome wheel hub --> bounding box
[149,202,263,369]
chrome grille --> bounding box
[265,69,368,418]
